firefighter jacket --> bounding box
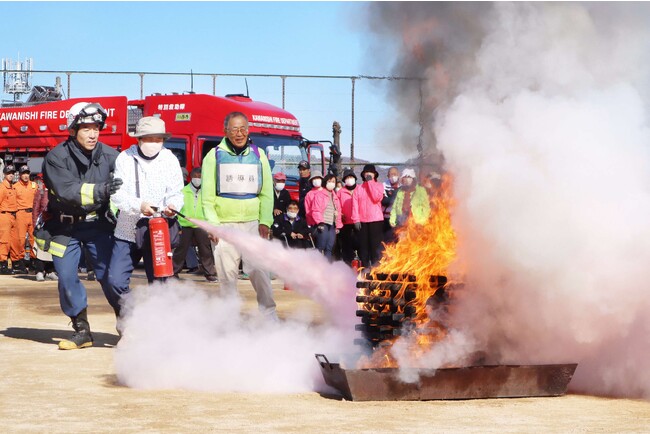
[351,179,385,224]
[111,145,184,243]
[37,139,118,257]
[0,179,17,212]
[15,179,38,211]
[178,182,205,228]
[201,138,273,228]
[390,185,431,227]
[43,138,118,221]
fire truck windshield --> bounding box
[251,134,306,186]
[197,134,309,186]
[164,137,187,168]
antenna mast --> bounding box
[2,56,33,103]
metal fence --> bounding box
[1,68,424,165]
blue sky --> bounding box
[0,1,414,163]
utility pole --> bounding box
[350,77,356,161]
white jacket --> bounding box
[111,145,184,242]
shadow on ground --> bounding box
[1,327,119,348]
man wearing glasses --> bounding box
[201,111,277,320]
[40,102,123,350]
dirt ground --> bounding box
[1,271,649,433]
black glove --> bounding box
[317,224,325,233]
[354,222,361,231]
[108,177,123,194]
[96,177,123,202]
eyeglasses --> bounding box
[227,126,249,134]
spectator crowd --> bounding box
[0,101,440,350]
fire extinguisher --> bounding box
[149,213,174,279]
[351,251,361,273]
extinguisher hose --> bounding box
[170,209,188,220]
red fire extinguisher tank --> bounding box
[149,216,174,278]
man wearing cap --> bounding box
[108,116,184,298]
[41,102,123,350]
[351,164,385,268]
[11,164,38,274]
[0,164,19,275]
[297,160,311,218]
[201,111,277,319]
[273,172,291,216]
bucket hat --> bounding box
[129,116,171,139]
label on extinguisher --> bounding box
[149,218,174,277]
[151,228,167,265]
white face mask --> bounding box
[335,187,341,193]
[390,175,399,184]
[326,182,336,191]
[345,178,356,187]
[139,141,163,158]
[402,177,414,186]
[275,182,285,191]
[191,177,201,188]
[312,179,322,188]
[286,211,298,219]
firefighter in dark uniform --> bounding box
[297,160,312,218]
[39,102,123,350]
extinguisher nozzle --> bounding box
[171,209,188,219]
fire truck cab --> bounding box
[0,93,325,199]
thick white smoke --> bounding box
[431,3,650,398]
[114,224,358,393]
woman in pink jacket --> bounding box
[351,164,385,268]
[305,173,342,261]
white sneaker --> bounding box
[46,272,58,281]
[36,272,45,282]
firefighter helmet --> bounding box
[3,164,16,174]
[67,102,107,131]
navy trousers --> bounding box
[52,223,115,318]
[315,223,337,261]
[106,238,157,316]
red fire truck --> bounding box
[0,93,325,199]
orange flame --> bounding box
[357,174,458,368]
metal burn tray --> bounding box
[316,354,577,401]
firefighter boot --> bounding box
[58,308,94,350]
[0,261,11,275]
[12,259,28,274]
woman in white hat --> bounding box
[107,117,185,314]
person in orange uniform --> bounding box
[12,165,38,274]
[0,164,19,275]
